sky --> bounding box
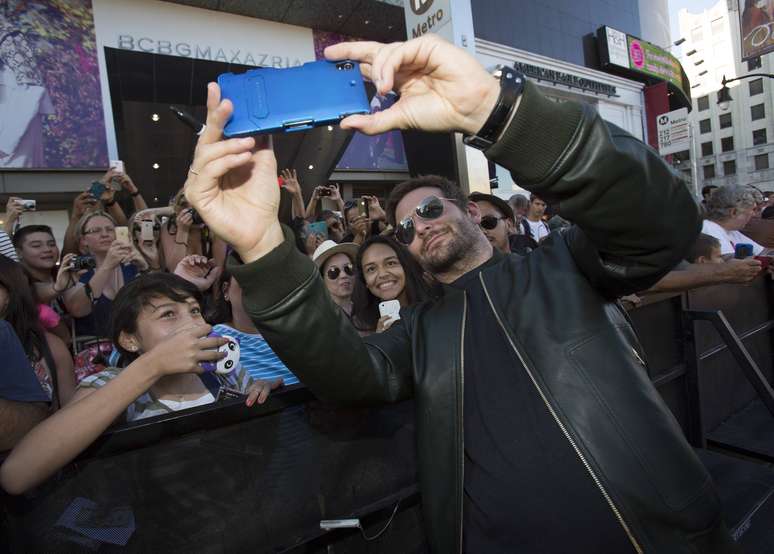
[668,0,723,41]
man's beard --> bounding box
[419,216,481,275]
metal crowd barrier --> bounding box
[1,275,773,552]
[627,274,774,550]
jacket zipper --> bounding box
[457,294,467,554]
[632,347,646,367]
[479,274,643,554]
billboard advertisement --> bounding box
[626,37,685,94]
[597,26,691,110]
[740,0,774,60]
[0,0,108,169]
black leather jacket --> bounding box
[230,82,738,553]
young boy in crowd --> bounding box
[686,234,723,265]
[0,273,282,495]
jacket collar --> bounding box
[443,248,506,292]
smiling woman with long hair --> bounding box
[351,236,438,334]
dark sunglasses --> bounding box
[395,195,455,245]
[326,263,354,280]
[479,215,506,230]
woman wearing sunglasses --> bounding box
[312,240,359,317]
[351,236,437,334]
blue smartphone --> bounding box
[88,181,107,199]
[734,243,754,259]
[307,221,329,240]
[218,60,370,137]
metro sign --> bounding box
[411,0,434,15]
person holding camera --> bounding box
[160,189,227,273]
[342,196,387,245]
[63,211,147,358]
[181,34,735,554]
[3,196,30,235]
[304,182,344,221]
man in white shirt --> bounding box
[701,184,767,256]
[525,194,550,242]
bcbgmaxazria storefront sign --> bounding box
[92,0,315,68]
[114,35,303,68]
[91,0,316,159]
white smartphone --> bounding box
[110,159,125,173]
[378,300,401,320]
[115,226,129,243]
[140,220,155,241]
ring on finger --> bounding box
[189,165,200,176]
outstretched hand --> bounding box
[184,83,284,263]
[324,35,499,136]
[245,377,284,407]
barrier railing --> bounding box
[1,274,772,551]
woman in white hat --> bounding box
[312,240,359,317]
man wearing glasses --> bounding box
[184,35,735,554]
[469,191,519,255]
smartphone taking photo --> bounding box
[378,300,401,321]
[307,221,328,240]
[115,226,129,243]
[218,59,370,137]
[358,197,370,219]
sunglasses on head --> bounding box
[479,215,506,230]
[326,263,354,280]
[395,195,456,246]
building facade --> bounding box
[1,0,678,230]
[677,0,774,191]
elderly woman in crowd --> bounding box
[312,240,358,318]
[702,184,771,257]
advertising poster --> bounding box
[0,0,107,169]
[740,0,774,60]
[626,37,685,93]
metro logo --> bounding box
[411,0,434,16]
[411,7,445,38]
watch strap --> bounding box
[463,68,525,150]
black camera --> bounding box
[190,208,204,226]
[72,255,96,271]
[319,187,332,197]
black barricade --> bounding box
[1,390,425,553]
[2,276,772,552]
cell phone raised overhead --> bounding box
[218,60,370,137]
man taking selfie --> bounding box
[184,35,736,554]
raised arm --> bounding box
[117,172,148,215]
[641,258,763,294]
[183,83,416,405]
[483,83,700,295]
[280,169,306,219]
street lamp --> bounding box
[717,73,774,111]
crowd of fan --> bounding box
[0,163,772,494]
